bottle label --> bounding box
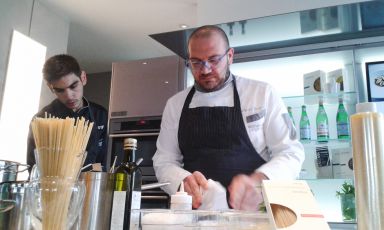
[300,127,311,140]
[337,123,350,136]
[131,191,142,210]
[110,191,126,229]
[317,123,329,136]
[115,173,126,191]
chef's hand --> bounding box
[183,171,208,209]
[228,172,268,211]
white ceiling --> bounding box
[38,0,369,73]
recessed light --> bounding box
[142,62,147,65]
[164,81,169,84]
[180,24,188,29]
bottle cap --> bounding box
[170,181,192,208]
[318,96,324,104]
[124,138,137,149]
[356,102,377,113]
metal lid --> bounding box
[124,138,137,150]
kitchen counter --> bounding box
[329,222,357,230]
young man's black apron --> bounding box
[178,77,266,189]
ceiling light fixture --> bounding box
[142,62,147,65]
[180,24,188,29]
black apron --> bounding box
[178,78,266,188]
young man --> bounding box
[26,54,108,172]
[153,25,304,210]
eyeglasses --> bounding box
[187,48,230,71]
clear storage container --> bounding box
[130,209,272,230]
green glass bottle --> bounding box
[336,97,350,140]
[299,105,311,141]
[316,97,329,142]
[111,138,141,229]
[287,106,295,126]
[114,138,137,191]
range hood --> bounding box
[150,30,190,60]
[149,1,384,61]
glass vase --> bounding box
[340,193,356,221]
[25,178,85,230]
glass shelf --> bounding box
[283,91,358,109]
[300,139,351,147]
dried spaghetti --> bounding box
[30,115,93,230]
[31,115,93,179]
[271,203,297,228]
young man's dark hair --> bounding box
[42,54,82,82]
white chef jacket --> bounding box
[153,75,305,195]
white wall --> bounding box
[30,0,70,109]
[0,0,32,100]
[0,0,69,164]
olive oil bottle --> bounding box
[111,138,140,230]
[114,138,137,191]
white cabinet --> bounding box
[109,55,186,118]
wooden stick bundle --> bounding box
[31,115,94,230]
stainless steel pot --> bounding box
[0,160,29,183]
[0,200,14,213]
[0,160,29,228]
[0,181,30,230]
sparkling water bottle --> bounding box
[300,105,311,141]
[287,106,295,126]
[316,96,329,142]
[336,97,350,140]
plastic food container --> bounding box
[130,209,272,230]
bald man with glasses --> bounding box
[153,25,304,211]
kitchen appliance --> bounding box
[109,55,186,119]
[108,116,169,209]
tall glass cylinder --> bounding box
[350,102,384,229]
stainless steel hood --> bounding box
[149,1,384,61]
[150,30,191,60]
